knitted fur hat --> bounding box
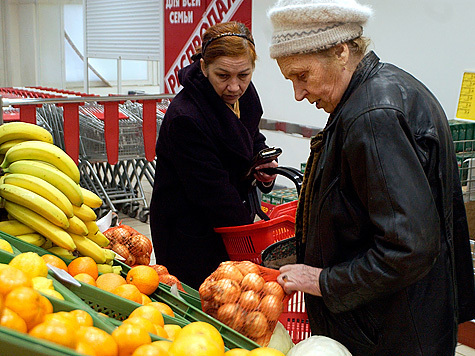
[268,0,373,58]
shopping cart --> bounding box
[215,166,311,343]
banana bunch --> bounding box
[0,122,111,264]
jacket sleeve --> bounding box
[320,108,441,312]
[165,114,253,227]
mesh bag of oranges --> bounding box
[199,260,289,347]
[103,224,153,266]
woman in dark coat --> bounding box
[150,22,277,289]
[268,0,475,355]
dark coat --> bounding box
[302,52,475,355]
[150,60,269,289]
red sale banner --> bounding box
[164,0,252,94]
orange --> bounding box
[68,256,99,279]
[147,302,175,317]
[123,316,157,335]
[225,349,250,356]
[247,348,285,356]
[111,323,152,356]
[39,294,53,314]
[126,266,160,295]
[76,341,98,356]
[112,284,143,304]
[0,307,28,333]
[175,321,224,354]
[168,333,224,356]
[70,309,94,327]
[163,324,181,341]
[41,254,68,272]
[0,265,32,296]
[129,305,164,327]
[9,252,48,279]
[29,319,77,349]
[132,344,168,356]
[141,293,152,305]
[44,311,80,330]
[96,273,127,293]
[151,340,172,353]
[76,325,119,356]
[154,324,169,339]
[5,286,50,330]
[75,272,98,286]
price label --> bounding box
[456,72,475,120]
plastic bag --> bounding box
[199,260,291,346]
[103,224,152,266]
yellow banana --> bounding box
[41,238,54,250]
[72,204,97,222]
[0,184,69,229]
[69,233,106,264]
[80,187,103,208]
[4,201,76,251]
[97,264,113,274]
[66,216,88,236]
[3,160,83,206]
[112,266,122,275]
[0,122,53,145]
[47,246,75,260]
[84,220,99,235]
[15,233,46,247]
[0,141,80,183]
[0,139,27,155]
[3,173,74,218]
[86,229,109,248]
[0,219,35,236]
[103,249,116,265]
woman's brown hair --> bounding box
[192,21,257,67]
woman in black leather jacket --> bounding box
[268,0,475,355]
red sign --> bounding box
[164,0,252,94]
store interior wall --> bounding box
[1,0,474,177]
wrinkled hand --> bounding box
[277,264,322,296]
[254,160,278,183]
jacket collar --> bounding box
[325,51,381,131]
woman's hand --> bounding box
[254,160,278,183]
[277,264,323,296]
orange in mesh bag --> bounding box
[104,224,153,266]
[199,261,290,346]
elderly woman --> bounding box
[150,22,277,289]
[268,0,475,355]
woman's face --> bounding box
[276,50,351,113]
[201,55,254,105]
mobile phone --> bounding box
[244,147,282,180]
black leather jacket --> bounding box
[303,52,475,356]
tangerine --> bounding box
[147,302,175,317]
[76,341,98,356]
[0,307,28,333]
[175,321,224,354]
[150,340,172,353]
[163,324,181,341]
[96,273,127,293]
[123,316,157,335]
[168,333,224,356]
[75,272,98,286]
[126,265,160,295]
[225,349,250,356]
[247,348,285,356]
[141,293,152,305]
[154,324,169,339]
[41,254,68,272]
[70,309,94,327]
[132,344,168,356]
[29,319,77,349]
[44,311,80,330]
[5,286,49,330]
[9,252,48,279]
[0,265,32,296]
[112,284,142,304]
[129,305,164,327]
[111,323,152,356]
[76,325,119,356]
[68,256,99,279]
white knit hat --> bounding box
[268,0,373,58]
